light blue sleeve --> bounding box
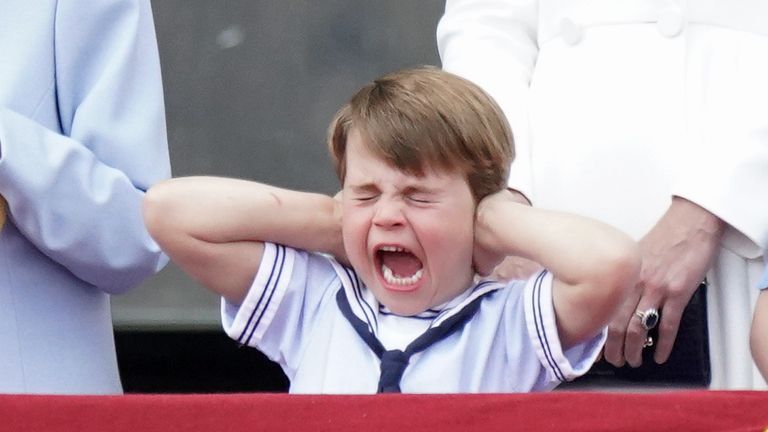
[0,0,170,294]
[760,262,768,290]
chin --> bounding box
[373,287,430,316]
[382,300,429,317]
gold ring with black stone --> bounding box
[635,308,659,331]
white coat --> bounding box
[438,0,768,389]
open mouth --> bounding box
[375,245,424,290]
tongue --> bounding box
[380,251,422,277]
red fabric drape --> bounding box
[1,391,767,432]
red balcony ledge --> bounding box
[1,391,767,432]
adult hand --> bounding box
[603,197,724,368]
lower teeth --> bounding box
[382,265,423,285]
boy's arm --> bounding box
[475,190,641,349]
[751,290,768,382]
[143,177,343,305]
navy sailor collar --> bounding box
[328,259,504,339]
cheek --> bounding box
[341,211,370,262]
[428,211,475,262]
[439,206,474,240]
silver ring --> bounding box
[643,336,654,348]
[635,308,659,331]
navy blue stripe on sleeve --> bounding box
[243,244,287,346]
[238,244,286,345]
[531,270,566,382]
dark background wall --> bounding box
[110,2,706,393]
[112,0,445,392]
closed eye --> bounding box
[407,195,434,204]
[347,184,380,202]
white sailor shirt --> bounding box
[222,242,605,393]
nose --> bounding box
[372,197,405,228]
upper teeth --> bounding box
[380,246,406,252]
[382,265,424,286]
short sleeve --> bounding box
[221,243,340,376]
[523,270,606,383]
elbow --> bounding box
[142,182,164,238]
[98,185,173,294]
[750,325,762,369]
[601,239,642,315]
[751,325,768,382]
[751,294,768,381]
[142,180,177,246]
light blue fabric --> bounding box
[0,0,170,394]
[760,262,768,290]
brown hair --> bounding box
[327,66,514,202]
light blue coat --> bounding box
[0,0,170,393]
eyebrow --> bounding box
[401,185,441,196]
[346,180,445,196]
[348,183,380,194]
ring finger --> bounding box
[625,295,662,367]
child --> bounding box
[751,262,768,381]
[143,66,640,393]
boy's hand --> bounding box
[473,243,504,277]
[330,190,349,265]
[473,189,518,276]
[479,188,541,281]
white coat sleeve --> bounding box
[671,36,768,257]
[0,0,171,293]
[437,0,538,201]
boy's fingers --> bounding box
[471,248,495,277]
[603,327,625,367]
[604,294,639,367]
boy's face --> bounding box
[341,128,476,316]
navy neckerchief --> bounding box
[335,284,496,393]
